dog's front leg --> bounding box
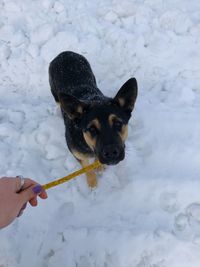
[72,150,97,188]
[80,158,97,188]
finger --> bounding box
[15,176,24,192]
[17,203,27,217]
[20,178,36,190]
[29,197,38,207]
[21,178,34,187]
[19,184,43,203]
[38,188,48,199]
[20,179,48,199]
[21,203,27,210]
[14,177,35,193]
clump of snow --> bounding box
[1,0,200,266]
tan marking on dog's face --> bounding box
[108,114,117,127]
[92,118,101,130]
[119,125,128,142]
[83,118,100,150]
[83,132,96,150]
[108,114,128,142]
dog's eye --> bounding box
[113,120,123,131]
[87,125,98,136]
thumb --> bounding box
[19,184,43,203]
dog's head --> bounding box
[59,78,138,165]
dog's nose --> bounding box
[101,145,120,160]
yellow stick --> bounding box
[42,160,102,190]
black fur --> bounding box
[49,51,138,165]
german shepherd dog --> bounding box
[49,51,138,187]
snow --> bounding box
[0,0,200,266]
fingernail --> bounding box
[33,185,42,194]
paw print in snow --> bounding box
[174,203,200,243]
[160,192,179,213]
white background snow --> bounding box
[0,0,200,266]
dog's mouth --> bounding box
[103,159,122,165]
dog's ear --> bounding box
[114,78,138,113]
[59,93,88,120]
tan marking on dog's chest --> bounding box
[72,150,90,161]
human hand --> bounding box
[0,177,47,229]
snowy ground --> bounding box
[1,0,200,266]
